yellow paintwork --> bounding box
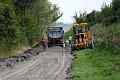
[73,23,94,49]
[73,23,88,28]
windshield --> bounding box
[75,26,87,33]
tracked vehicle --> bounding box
[72,23,94,50]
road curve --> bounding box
[0,46,73,80]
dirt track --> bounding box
[0,46,73,80]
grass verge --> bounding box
[70,48,120,80]
[0,46,31,58]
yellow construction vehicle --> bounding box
[72,23,94,50]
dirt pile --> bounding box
[0,46,44,72]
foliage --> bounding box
[0,2,5,21]
[0,0,62,56]
[72,0,120,54]
[73,11,87,24]
[70,0,120,79]
[91,24,120,54]
[64,28,73,41]
[88,0,120,26]
[73,0,120,26]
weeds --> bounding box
[70,24,120,80]
[71,49,120,80]
[91,24,120,54]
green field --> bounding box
[71,49,120,80]
[65,23,120,80]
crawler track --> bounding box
[0,46,73,80]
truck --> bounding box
[47,27,64,47]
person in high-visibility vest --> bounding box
[43,36,48,48]
[65,40,69,47]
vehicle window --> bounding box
[82,26,86,32]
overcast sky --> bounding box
[49,0,112,23]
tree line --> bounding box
[73,0,120,26]
[72,0,120,54]
[0,0,62,54]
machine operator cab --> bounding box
[73,23,90,34]
[72,23,94,50]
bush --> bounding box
[0,0,62,57]
[91,24,120,54]
[102,16,119,26]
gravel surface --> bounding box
[0,46,73,80]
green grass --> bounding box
[0,52,12,58]
[70,48,120,80]
[0,44,30,58]
[64,23,120,80]
[0,48,13,58]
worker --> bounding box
[65,40,69,47]
[78,27,82,33]
[40,36,46,49]
[43,36,48,48]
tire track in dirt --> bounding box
[0,46,73,80]
[40,47,67,80]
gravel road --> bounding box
[0,46,73,80]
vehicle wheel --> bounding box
[71,46,75,51]
[89,40,94,49]
[60,44,63,47]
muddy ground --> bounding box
[0,46,73,80]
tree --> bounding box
[0,0,62,54]
[73,11,87,23]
